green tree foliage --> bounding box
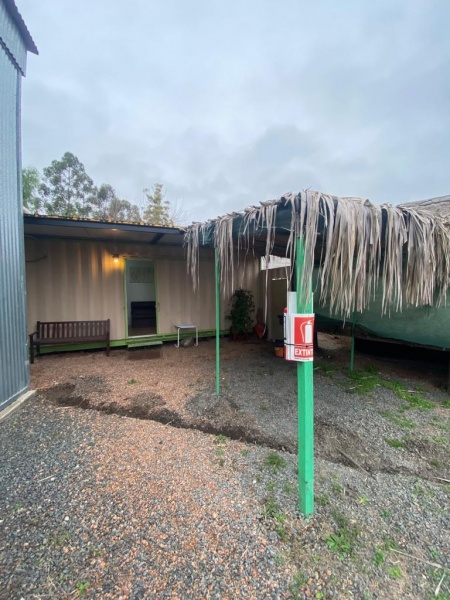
[227,288,256,337]
[93,183,140,222]
[142,183,172,226]
[22,166,42,212]
[24,153,179,226]
[40,152,97,217]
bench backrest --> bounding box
[37,320,110,340]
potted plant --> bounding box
[227,288,255,341]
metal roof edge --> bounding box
[23,214,185,236]
[3,0,38,54]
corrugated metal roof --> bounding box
[24,215,186,246]
[2,0,38,54]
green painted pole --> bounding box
[296,236,314,515]
[215,248,220,395]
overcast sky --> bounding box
[19,0,450,222]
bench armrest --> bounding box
[29,331,37,340]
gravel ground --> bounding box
[1,401,289,599]
[1,336,449,599]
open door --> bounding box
[125,259,157,338]
[270,277,288,340]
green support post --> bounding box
[296,237,314,515]
[215,248,220,395]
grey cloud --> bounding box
[19,0,450,222]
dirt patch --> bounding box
[123,391,166,413]
[41,382,435,474]
[402,437,450,479]
[32,339,449,481]
[40,381,287,450]
[314,419,413,476]
[42,382,168,420]
[41,382,77,403]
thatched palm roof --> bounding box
[399,195,450,219]
[185,191,450,318]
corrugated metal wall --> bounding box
[25,238,262,341]
[0,38,29,409]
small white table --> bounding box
[174,324,198,347]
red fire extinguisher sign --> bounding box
[293,315,314,346]
[285,313,314,362]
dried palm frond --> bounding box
[184,192,450,317]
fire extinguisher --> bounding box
[300,320,313,344]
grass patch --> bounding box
[382,379,435,409]
[342,368,435,409]
[315,363,337,377]
[384,438,405,449]
[215,434,228,444]
[261,498,289,539]
[435,593,450,600]
[413,481,435,498]
[381,536,399,551]
[76,581,90,596]
[433,435,449,446]
[265,451,287,472]
[274,512,290,540]
[434,422,450,431]
[387,566,402,579]
[289,569,309,598]
[332,481,343,495]
[380,410,416,430]
[262,497,279,519]
[88,545,102,557]
[325,511,360,557]
[315,493,330,506]
[127,378,137,385]
[49,530,71,547]
[344,368,381,394]
[373,547,385,566]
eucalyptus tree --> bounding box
[40,152,97,217]
[22,166,42,212]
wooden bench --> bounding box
[29,320,110,364]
